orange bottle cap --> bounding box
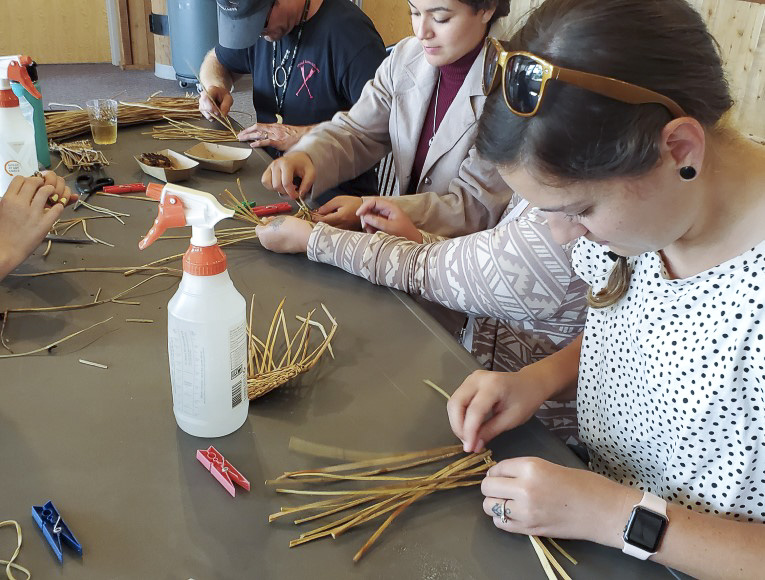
[183,244,227,276]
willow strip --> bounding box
[148,118,238,143]
[272,445,463,480]
[530,536,558,580]
[1,273,175,317]
[533,536,572,580]
[548,538,578,566]
[94,192,155,202]
[0,318,112,360]
[79,359,108,369]
[423,379,451,400]
[0,311,11,354]
[287,437,396,462]
[0,519,31,580]
[268,448,465,486]
[9,266,181,278]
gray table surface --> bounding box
[0,122,674,579]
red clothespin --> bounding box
[102,183,147,194]
[251,202,292,217]
[196,446,250,497]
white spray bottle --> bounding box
[0,55,39,194]
[140,182,248,438]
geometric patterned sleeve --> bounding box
[306,211,585,323]
[419,230,447,244]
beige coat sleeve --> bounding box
[390,146,512,237]
[289,50,398,198]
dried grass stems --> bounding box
[148,118,239,143]
[268,445,494,562]
[130,181,315,275]
[195,75,239,140]
[48,214,118,246]
[246,296,337,400]
[293,198,315,222]
[0,272,179,355]
[45,94,202,141]
[224,179,265,226]
[42,210,129,258]
[49,139,109,171]
[125,229,260,276]
[223,178,316,225]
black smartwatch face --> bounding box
[624,506,668,553]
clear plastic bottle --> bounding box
[140,182,248,437]
[0,55,39,194]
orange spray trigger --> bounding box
[145,182,164,200]
[7,61,40,99]
[139,192,186,250]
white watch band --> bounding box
[622,492,668,560]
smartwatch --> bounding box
[622,492,669,560]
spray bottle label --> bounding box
[168,320,247,418]
[229,322,247,408]
[0,139,35,177]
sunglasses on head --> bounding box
[481,37,686,118]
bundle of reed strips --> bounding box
[269,446,494,561]
[45,94,202,141]
[49,140,109,171]
[147,118,239,143]
[269,443,577,576]
[247,297,337,400]
[421,380,579,580]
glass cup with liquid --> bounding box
[86,98,118,145]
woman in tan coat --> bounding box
[261,0,513,238]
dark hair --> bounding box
[460,0,510,26]
[475,0,733,306]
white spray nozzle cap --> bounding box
[139,182,234,250]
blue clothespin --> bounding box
[31,500,82,563]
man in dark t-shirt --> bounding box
[201,0,386,201]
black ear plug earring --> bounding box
[679,166,697,181]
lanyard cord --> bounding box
[271,0,310,117]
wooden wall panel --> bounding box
[123,0,154,69]
[489,0,765,139]
[151,0,172,67]
[689,0,765,139]
[0,0,111,64]
[363,2,412,46]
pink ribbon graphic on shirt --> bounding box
[296,61,320,99]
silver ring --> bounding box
[500,499,510,524]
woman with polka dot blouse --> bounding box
[446,0,765,576]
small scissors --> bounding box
[73,171,114,211]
